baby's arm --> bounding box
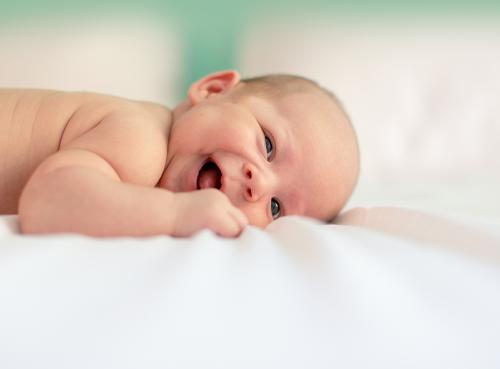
[18,103,247,237]
[19,149,178,237]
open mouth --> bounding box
[196,159,222,190]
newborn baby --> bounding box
[0,70,359,237]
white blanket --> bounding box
[1,210,499,369]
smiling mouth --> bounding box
[197,159,222,190]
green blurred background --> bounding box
[1,0,499,94]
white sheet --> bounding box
[1,212,499,369]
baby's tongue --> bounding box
[197,162,221,189]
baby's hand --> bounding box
[172,189,249,237]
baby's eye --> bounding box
[271,197,281,219]
[265,135,273,160]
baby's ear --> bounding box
[188,70,241,105]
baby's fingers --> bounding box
[213,219,240,238]
[214,210,247,238]
[229,207,249,232]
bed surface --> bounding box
[1,210,499,369]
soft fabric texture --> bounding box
[1,211,499,369]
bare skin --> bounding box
[0,89,169,213]
[0,86,249,237]
[0,70,358,238]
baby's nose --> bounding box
[242,162,271,202]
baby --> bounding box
[0,70,359,237]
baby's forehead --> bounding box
[246,88,334,117]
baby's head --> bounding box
[158,70,359,227]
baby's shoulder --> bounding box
[60,92,170,140]
[60,92,172,186]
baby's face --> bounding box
[158,88,356,227]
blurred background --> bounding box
[1,0,499,221]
